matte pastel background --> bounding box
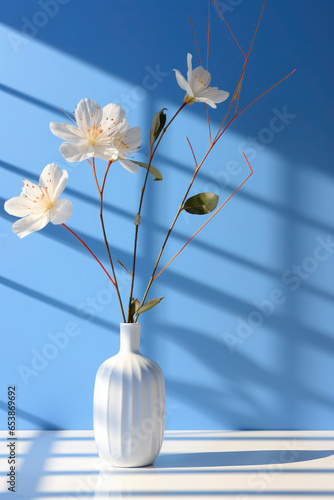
[0,0,333,431]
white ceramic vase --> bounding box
[93,322,165,467]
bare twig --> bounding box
[153,152,253,279]
[189,15,203,66]
[213,0,246,59]
[186,137,198,168]
[62,224,115,285]
[127,103,186,321]
[91,158,126,322]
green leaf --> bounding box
[129,298,140,323]
[149,108,167,150]
[134,161,163,181]
[134,213,141,226]
[184,193,219,215]
[136,297,165,316]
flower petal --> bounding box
[187,53,193,81]
[60,141,94,162]
[191,66,212,94]
[173,69,193,96]
[53,170,69,200]
[12,212,50,239]
[93,145,119,161]
[50,122,83,142]
[49,198,73,225]
[194,96,217,108]
[101,103,127,129]
[39,163,68,201]
[121,126,142,151]
[74,98,103,131]
[4,196,34,217]
[113,119,130,136]
[118,158,138,174]
[198,88,229,103]
[20,179,45,208]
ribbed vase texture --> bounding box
[93,323,166,467]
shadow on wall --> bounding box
[0,400,63,430]
[160,322,334,429]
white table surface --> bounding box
[1,430,334,499]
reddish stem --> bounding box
[127,103,186,321]
[62,223,115,285]
[101,160,113,194]
[91,158,101,195]
[186,137,198,168]
[90,158,126,322]
[189,15,203,66]
[207,0,211,69]
[213,0,246,59]
[153,152,253,280]
[215,69,296,144]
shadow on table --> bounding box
[155,449,334,468]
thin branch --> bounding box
[128,103,186,321]
[101,160,132,275]
[216,69,296,143]
[137,141,215,313]
[62,223,115,285]
[91,158,101,195]
[213,90,236,141]
[114,255,132,276]
[99,195,126,322]
[206,1,213,142]
[91,158,126,322]
[234,76,243,116]
[153,152,253,279]
[189,15,203,66]
[207,0,211,69]
[234,0,267,115]
[101,160,112,194]
[213,0,246,59]
[206,105,212,144]
[246,0,267,61]
[186,137,198,168]
[216,1,267,134]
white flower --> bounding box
[50,98,142,173]
[107,120,142,174]
[174,53,229,108]
[4,163,72,239]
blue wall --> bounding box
[1,0,333,430]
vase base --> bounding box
[100,460,154,469]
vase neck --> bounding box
[120,323,141,353]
